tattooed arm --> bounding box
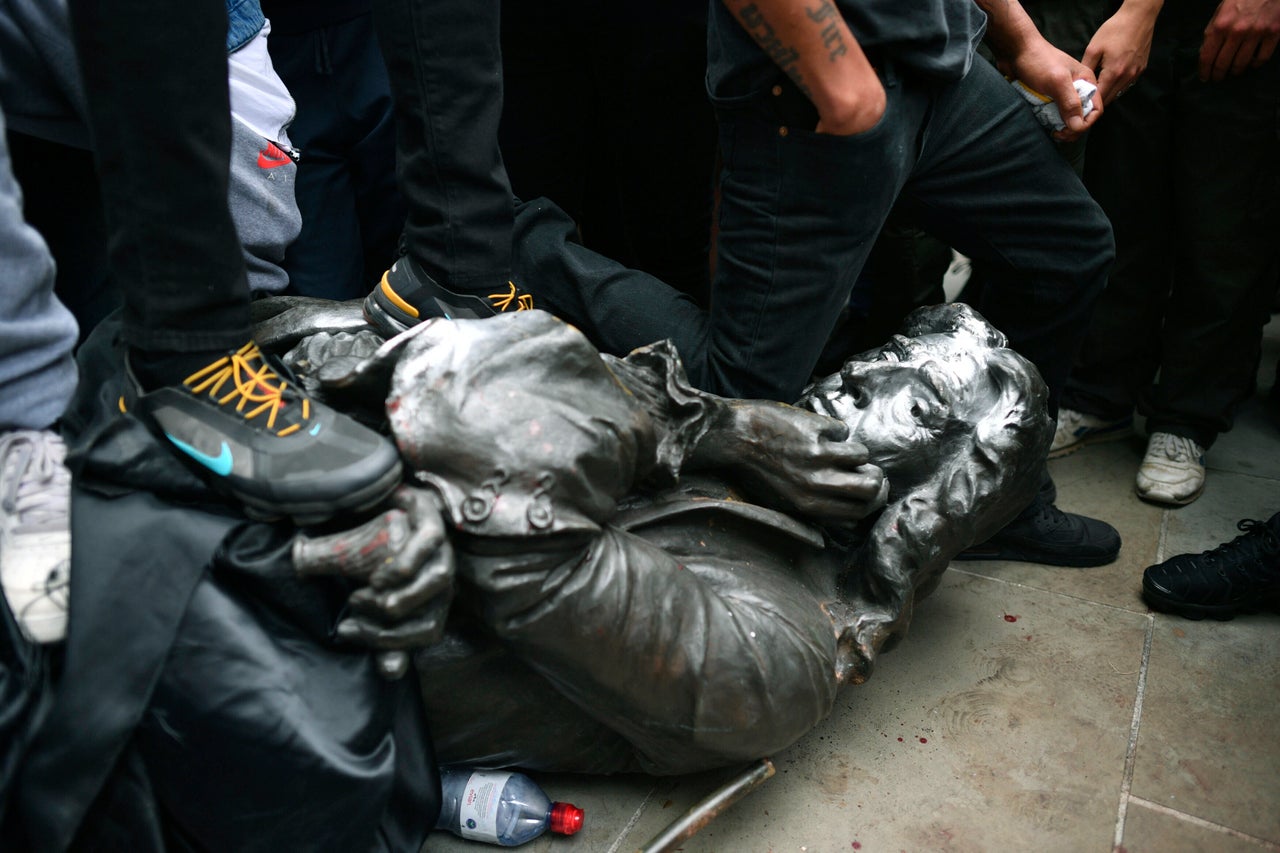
[976,0,1103,139]
[722,0,884,134]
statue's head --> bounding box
[797,304,1050,501]
[794,305,1054,681]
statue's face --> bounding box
[797,333,982,482]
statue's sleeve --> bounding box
[599,339,715,488]
[391,315,715,538]
[390,315,842,773]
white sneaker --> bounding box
[1136,432,1206,506]
[1,429,71,644]
[1049,407,1132,458]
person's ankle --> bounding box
[129,346,235,392]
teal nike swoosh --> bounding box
[166,434,234,477]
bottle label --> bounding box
[457,770,513,842]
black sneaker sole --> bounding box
[365,261,510,338]
[364,287,419,338]
[1141,583,1280,621]
[953,540,1120,568]
[237,458,403,526]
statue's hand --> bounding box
[282,320,440,425]
[697,400,889,525]
[292,485,455,679]
[283,329,386,396]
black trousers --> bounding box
[1064,0,1280,447]
[68,0,250,353]
[519,58,1114,411]
[371,0,513,292]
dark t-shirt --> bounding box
[707,0,988,99]
[259,0,370,35]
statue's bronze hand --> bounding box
[280,318,439,416]
[698,400,889,525]
[281,329,385,397]
[292,485,455,679]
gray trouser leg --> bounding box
[0,108,78,430]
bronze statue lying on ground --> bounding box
[9,301,1049,850]
[282,301,1052,775]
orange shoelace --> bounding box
[182,342,310,436]
[488,281,534,312]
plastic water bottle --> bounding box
[435,766,585,846]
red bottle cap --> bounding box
[549,802,584,836]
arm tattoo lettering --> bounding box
[738,3,813,97]
[805,0,848,61]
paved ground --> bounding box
[429,311,1280,853]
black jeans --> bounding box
[1064,0,1280,448]
[68,0,250,353]
[521,57,1114,411]
[371,0,513,292]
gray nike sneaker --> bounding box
[131,341,402,525]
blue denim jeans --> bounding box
[521,56,1114,410]
[0,107,78,430]
[224,0,264,53]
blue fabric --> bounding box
[225,0,266,53]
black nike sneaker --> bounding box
[363,254,533,336]
[953,471,1121,568]
[1142,513,1280,620]
[132,341,402,524]
[953,493,1122,567]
